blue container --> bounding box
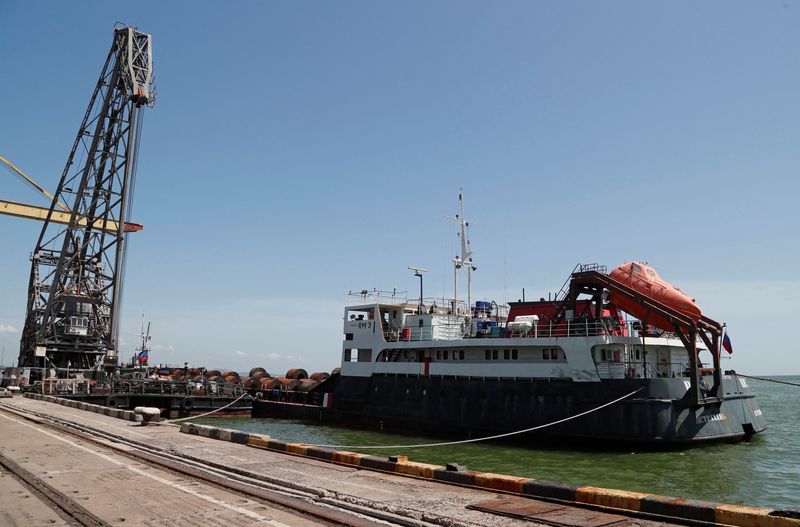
[474,301,492,315]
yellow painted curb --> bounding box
[395,460,440,479]
[576,486,649,511]
[247,434,270,448]
[285,443,309,456]
[474,473,529,494]
[331,451,364,465]
[716,504,800,527]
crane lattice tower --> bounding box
[17,26,155,374]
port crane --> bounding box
[1,26,155,378]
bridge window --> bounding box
[503,349,510,360]
[512,349,518,360]
[459,350,465,360]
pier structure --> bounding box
[2,395,798,527]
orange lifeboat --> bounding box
[608,262,701,331]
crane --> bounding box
[12,25,155,378]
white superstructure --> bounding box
[340,294,694,383]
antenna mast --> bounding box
[447,189,476,314]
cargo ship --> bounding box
[253,198,765,444]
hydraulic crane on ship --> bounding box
[0,25,155,380]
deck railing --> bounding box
[382,318,689,342]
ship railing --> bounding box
[347,289,409,306]
[111,379,245,397]
[508,319,629,339]
[348,290,508,319]
[41,378,97,395]
[596,360,694,379]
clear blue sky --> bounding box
[1,1,798,375]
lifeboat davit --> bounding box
[608,262,701,332]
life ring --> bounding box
[180,397,194,411]
[105,396,118,408]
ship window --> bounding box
[345,333,353,341]
[632,263,642,272]
[512,349,518,360]
[358,349,372,362]
[393,311,398,319]
[344,349,359,362]
[419,319,424,327]
[503,349,510,360]
[459,350,465,360]
[646,269,655,277]
[543,348,550,360]
[634,349,641,360]
[492,349,498,360]
[485,350,491,360]
[444,350,449,360]
[436,350,441,360]
[552,349,559,360]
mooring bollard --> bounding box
[133,406,161,425]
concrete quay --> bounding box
[0,394,796,527]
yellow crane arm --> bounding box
[0,154,70,212]
[0,199,142,233]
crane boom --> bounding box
[0,154,69,212]
[0,199,142,232]
[17,25,154,375]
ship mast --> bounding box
[133,315,151,366]
[447,189,476,315]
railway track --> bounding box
[0,402,438,527]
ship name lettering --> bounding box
[696,413,726,424]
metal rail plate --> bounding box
[468,496,629,527]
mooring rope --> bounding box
[167,391,250,423]
[309,386,644,450]
[736,373,800,388]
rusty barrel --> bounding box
[222,371,240,383]
[249,367,269,378]
[257,377,282,390]
[309,371,330,381]
[285,368,308,380]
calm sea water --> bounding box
[198,376,800,510]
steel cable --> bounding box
[310,386,644,450]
